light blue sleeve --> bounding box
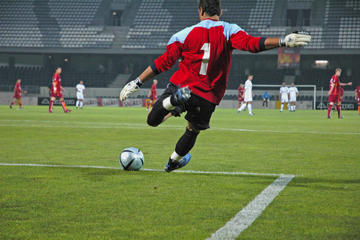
[167,25,196,45]
[222,22,246,40]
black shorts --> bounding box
[159,83,216,130]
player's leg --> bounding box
[79,99,84,108]
[9,98,16,108]
[149,99,155,110]
[280,99,284,112]
[328,103,333,118]
[147,83,190,127]
[146,99,150,111]
[165,95,215,172]
[239,102,247,112]
[247,101,253,115]
[60,97,70,113]
[327,96,334,118]
[49,96,55,113]
[337,101,342,118]
[17,98,23,109]
[76,99,79,108]
[358,103,360,115]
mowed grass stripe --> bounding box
[0,166,276,240]
[0,120,359,135]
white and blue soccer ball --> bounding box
[119,147,144,171]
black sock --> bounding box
[175,128,199,157]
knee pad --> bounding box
[185,127,200,137]
[146,102,169,127]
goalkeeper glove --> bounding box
[119,78,143,101]
[280,31,311,48]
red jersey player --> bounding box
[120,0,311,172]
[327,68,351,119]
[355,86,360,115]
[9,79,26,109]
[146,79,158,111]
[237,83,245,112]
[49,67,71,113]
[335,87,344,111]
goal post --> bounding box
[252,84,317,110]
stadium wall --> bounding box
[0,92,37,105]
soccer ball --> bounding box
[119,147,144,171]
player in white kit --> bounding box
[279,82,289,112]
[238,75,254,116]
[288,83,299,112]
[75,81,85,109]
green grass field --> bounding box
[0,105,359,240]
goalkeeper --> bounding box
[120,0,311,172]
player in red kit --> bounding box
[327,68,352,119]
[49,67,71,113]
[334,87,344,111]
[237,83,244,113]
[355,86,360,115]
[146,79,158,111]
[9,79,26,109]
[120,0,311,172]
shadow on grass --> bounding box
[289,177,360,191]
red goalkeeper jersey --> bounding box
[153,19,266,105]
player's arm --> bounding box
[328,85,334,95]
[355,89,358,100]
[120,41,182,101]
[230,27,311,53]
[340,82,352,86]
[52,81,57,93]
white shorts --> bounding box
[77,92,84,100]
[244,93,252,102]
[281,96,288,103]
[290,96,297,102]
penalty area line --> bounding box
[207,174,294,240]
[0,162,295,240]
[0,163,291,177]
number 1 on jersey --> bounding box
[200,43,210,75]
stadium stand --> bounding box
[0,0,359,49]
[123,0,360,49]
[0,0,359,91]
[0,0,114,48]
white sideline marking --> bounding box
[0,120,359,135]
[0,163,286,177]
[207,175,294,240]
[0,162,294,239]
